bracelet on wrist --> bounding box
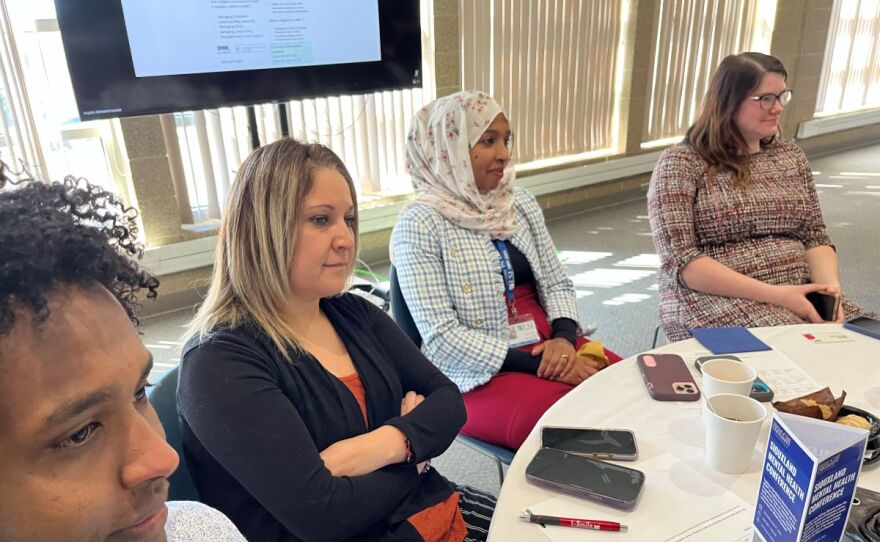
[403,436,415,464]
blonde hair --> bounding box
[186,138,359,357]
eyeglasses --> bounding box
[748,90,793,110]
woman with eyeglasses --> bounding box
[391,91,621,450]
[648,52,877,342]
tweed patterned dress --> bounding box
[648,138,874,342]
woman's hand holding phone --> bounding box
[806,289,842,322]
[769,283,836,322]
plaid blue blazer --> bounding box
[390,188,580,393]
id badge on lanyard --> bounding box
[495,240,540,347]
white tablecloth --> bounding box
[487,324,880,541]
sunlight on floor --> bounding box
[570,268,656,288]
[613,253,660,268]
[603,293,652,306]
[558,250,613,265]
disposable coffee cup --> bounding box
[703,393,767,474]
[701,358,756,398]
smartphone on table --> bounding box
[525,447,646,510]
[806,291,840,322]
[636,353,700,401]
[694,355,775,402]
[541,427,638,461]
[843,315,880,340]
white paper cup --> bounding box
[703,393,767,474]
[701,358,756,398]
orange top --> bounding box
[338,373,467,542]
[338,372,369,425]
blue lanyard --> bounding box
[493,240,516,309]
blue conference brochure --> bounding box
[753,412,869,542]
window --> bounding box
[461,0,629,168]
[173,92,434,224]
[816,0,880,115]
[172,0,437,224]
[641,0,776,147]
[1,1,124,196]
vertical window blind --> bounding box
[460,0,626,167]
[0,1,124,198]
[816,0,880,115]
[641,0,774,147]
[173,0,436,225]
[0,1,47,180]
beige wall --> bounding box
[433,0,461,98]
[137,1,880,315]
[119,116,189,246]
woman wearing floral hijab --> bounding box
[391,91,621,449]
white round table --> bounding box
[487,324,880,541]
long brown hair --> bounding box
[685,52,787,187]
[186,138,359,357]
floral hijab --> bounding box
[406,91,518,239]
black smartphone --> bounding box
[541,427,638,461]
[694,355,774,402]
[525,447,645,510]
[843,315,880,341]
[806,291,840,321]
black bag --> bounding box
[846,487,880,542]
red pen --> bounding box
[518,509,628,532]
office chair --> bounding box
[652,324,665,349]
[389,266,515,484]
[148,366,200,502]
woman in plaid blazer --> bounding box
[391,92,620,449]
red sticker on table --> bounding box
[803,333,815,340]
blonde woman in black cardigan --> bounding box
[180,139,495,542]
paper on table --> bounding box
[732,350,820,401]
[526,454,754,542]
[673,350,820,404]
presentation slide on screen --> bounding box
[121,0,381,77]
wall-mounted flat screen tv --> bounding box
[55,0,421,120]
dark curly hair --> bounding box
[0,161,159,337]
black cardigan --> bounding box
[178,294,467,541]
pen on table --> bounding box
[518,509,628,532]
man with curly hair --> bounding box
[0,169,244,542]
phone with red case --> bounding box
[636,353,701,401]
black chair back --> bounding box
[389,266,422,348]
